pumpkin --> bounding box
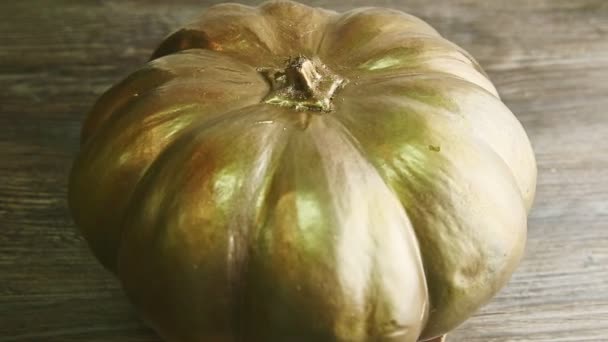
[68,1,537,341]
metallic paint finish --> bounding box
[69,1,537,341]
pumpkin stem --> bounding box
[259,56,345,112]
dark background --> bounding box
[1,0,607,341]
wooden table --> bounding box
[1,1,607,341]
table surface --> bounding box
[1,0,607,341]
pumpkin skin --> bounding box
[68,1,537,341]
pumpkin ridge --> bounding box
[81,66,175,145]
[115,104,292,340]
[328,88,529,338]
[341,73,535,209]
[233,115,429,340]
[83,49,266,146]
[151,3,281,67]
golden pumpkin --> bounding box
[68,1,537,341]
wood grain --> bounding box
[1,0,607,341]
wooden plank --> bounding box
[1,0,606,341]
